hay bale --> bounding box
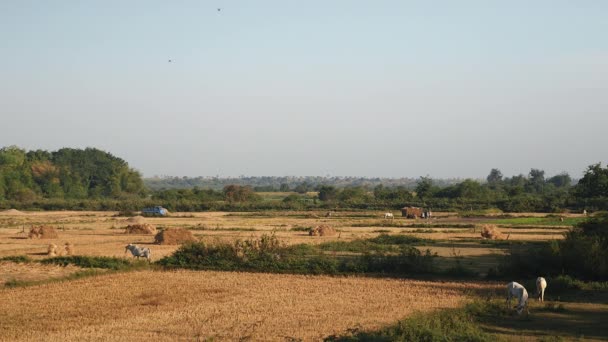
[0,209,26,215]
[309,225,337,237]
[64,242,74,256]
[28,226,58,239]
[154,227,196,245]
[125,223,157,235]
[47,243,58,257]
[480,224,504,240]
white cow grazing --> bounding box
[125,244,151,262]
[506,281,529,315]
[384,212,394,219]
[536,277,547,302]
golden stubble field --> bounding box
[0,210,578,340]
[0,210,569,260]
[0,269,497,341]
[0,209,572,283]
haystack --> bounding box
[0,209,26,215]
[309,225,337,237]
[47,243,58,257]
[29,226,58,239]
[480,224,504,240]
[154,228,196,245]
[125,223,157,235]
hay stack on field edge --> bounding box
[309,225,337,237]
[480,224,505,240]
[0,209,26,215]
[124,224,157,235]
[154,227,196,245]
[29,226,58,239]
[47,242,74,256]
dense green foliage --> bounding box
[158,234,436,275]
[495,213,608,280]
[2,145,606,213]
[41,255,146,270]
[0,146,145,202]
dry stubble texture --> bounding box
[0,270,489,341]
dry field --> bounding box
[0,209,591,341]
[0,210,570,259]
[0,270,495,341]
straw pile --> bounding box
[0,209,26,215]
[154,228,196,245]
[29,226,58,239]
[47,243,58,257]
[309,225,337,237]
[125,224,157,235]
[47,242,74,256]
[480,224,504,240]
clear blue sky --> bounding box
[1,1,607,178]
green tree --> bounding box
[318,185,338,201]
[547,172,572,188]
[575,163,608,198]
[415,177,436,200]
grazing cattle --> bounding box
[384,212,394,219]
[125,243,151,262]
[506,281,529,315]
[536,277,547,302]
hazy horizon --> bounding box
[1,1,607,179]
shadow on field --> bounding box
[480,302,608,341]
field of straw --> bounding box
[0,210,570,260]
[0,270,495,341]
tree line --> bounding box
[0,146,145,202]
[1,146,606,212]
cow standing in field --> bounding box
[384,212,394,220]
[506,281,529,315]
[536,277,547,302]
[125,244,152,262]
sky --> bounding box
[1,1,607,179]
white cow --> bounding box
[536,277,547,302]
[125,244,152,262]
[384,212,394,219]
[506,281,529,315]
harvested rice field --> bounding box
[2,210,603,341]
[0,270,492,341]
[0,210,574,261]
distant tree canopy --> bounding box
[1,145,606,214]
[0,146,145,201]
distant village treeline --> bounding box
[144,175,462,192]
[0,146,606,212]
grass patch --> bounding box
[4,269,105,289]
[488,217,585,226]
[369,233,429,245]
[41,256,147,270]
[158,233,437,276]
[0,255,32,263]
[325,301,498,341]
